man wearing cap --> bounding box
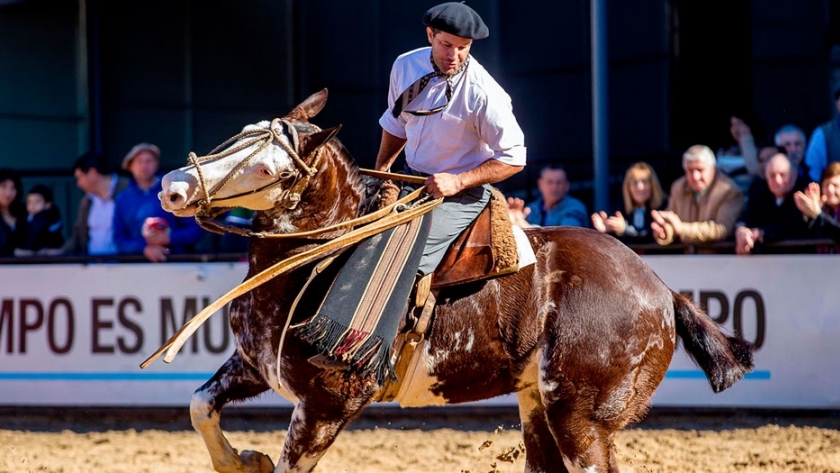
[113,142,203,262]
[376,2,526,276]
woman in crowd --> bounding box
[793,161,840,250]
[0,168,26,256]
[591,161,666,244]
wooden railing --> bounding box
[626,238,838,255]
[0,238,836,265]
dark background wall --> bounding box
[0,0,837,236]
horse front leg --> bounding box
[191,351,274,473]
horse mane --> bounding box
[287,119,383,218]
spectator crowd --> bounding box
[3,90,840,261]
[506,89,840,254]
[0,141,250,263]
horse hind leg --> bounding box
[516,388,569,473]
[538,376,622,473]
[191,352,274,473]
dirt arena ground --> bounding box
[1,406,839,473]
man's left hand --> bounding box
[144,244,169,263]
[425,173,463,198]
[657,210,684,236]
[734,226,760,255]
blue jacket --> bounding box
[113,177,204,255]
[525,195,589,228]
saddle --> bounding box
[377,182,520,290]
[431,186,520,289]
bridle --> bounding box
[182,117,434,241]
[141,118,442,370]
[184,117,322,236]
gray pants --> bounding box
[417,184,490,275]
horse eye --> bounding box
[258,167,273,176]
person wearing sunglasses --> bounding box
[375,2,526,277]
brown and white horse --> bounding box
[156,89,754,473]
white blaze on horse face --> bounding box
[160,121,299,214]
[206,123,297,210]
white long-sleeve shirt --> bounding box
[379,47,526,175]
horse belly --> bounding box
[392,335,520,408]
[392,340,447,407]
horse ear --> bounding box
[287,89,329,122]
[300,124,342,157]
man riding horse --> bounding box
[143,5,754,471]
[375,2,526,276]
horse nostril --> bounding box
[160,190,186,209]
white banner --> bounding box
[645,255,840,409]
[0,263,267,407]
[0,256,838,408]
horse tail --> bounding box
[671,290,755,393]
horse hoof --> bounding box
[240,450,275,473]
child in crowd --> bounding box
[16,184,64,255]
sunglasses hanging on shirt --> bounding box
[391,55,469,117]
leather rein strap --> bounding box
[140,118,438,369]
[140,175,439,369]
[195,169,429,240]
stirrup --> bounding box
[415,273,432,308]
[406,273,432,329]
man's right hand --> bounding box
[425,173,463,198]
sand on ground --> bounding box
[1,407,839,473]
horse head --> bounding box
[159,89,341,218]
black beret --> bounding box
[422,2,489,40]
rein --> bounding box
[139,190,441,369]
[189,117,319,215]
[195,169,429,240]
[185,117,428,240]
[140,120,441,369]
